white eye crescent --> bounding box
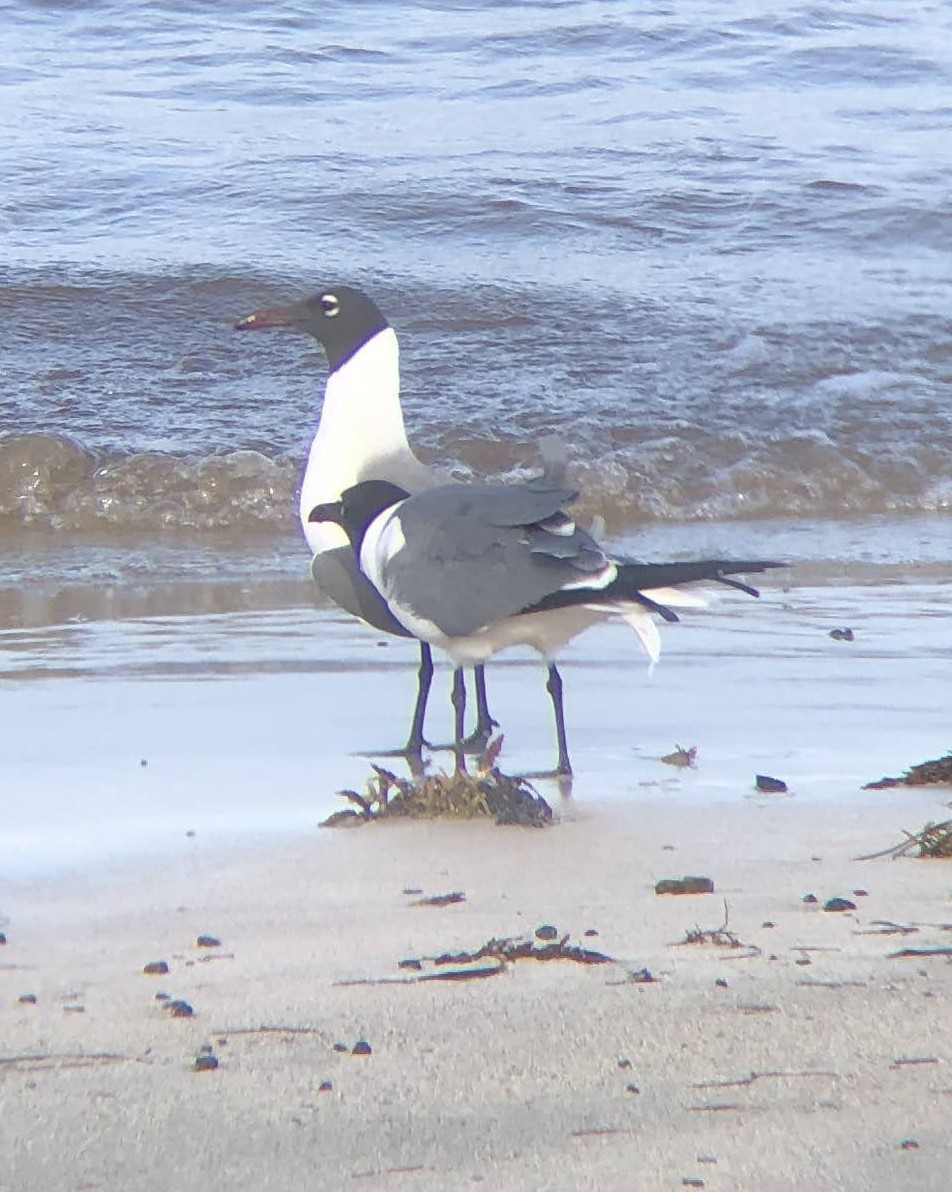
[320,293,340,317]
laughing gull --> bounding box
[309,477,783,775]
[234,285,495,760]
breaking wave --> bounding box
[2,429,951,542]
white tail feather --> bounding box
[641,585,708,609]
[619,606,662,664]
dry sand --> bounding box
[2,585,952,1189]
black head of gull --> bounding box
[308,479,410,557]
[234,285,389,371]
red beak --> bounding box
[233,305,299,331]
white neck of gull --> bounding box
[299,327,431,554]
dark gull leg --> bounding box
[404,642,434,760]
[469,663,498,750]
[546,663,573,777]
[451,667,467,775]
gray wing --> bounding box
[380,483,609,638]
[312,547,413,638]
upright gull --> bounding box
[234,285,495,760]
[309,477,783,774]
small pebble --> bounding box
[755,774,788,793]
[535,924,559,941]
[198,1043,214,1055]
[762,921,775,929]
[900,1138,919,1150]
[165,999,195,1018]
[583,928,599,938]
[63,1003,85,1013]
[795,957,812,967]
[402,887,423,896]
[333,1042,348,1053]
[715,978,729,988]
[185,830,196,838]
[398,958,423,971]
[195,935,221,948]
[829,627,855,641]
[155,991,170,1001]
[823,897,857,913]
[627,967,658,984]
[143,960,169,975]
[682,1180,705,1188]
[192,1054,219,1073]
[17,993,37,1005]
[140,758,148,767]
[617,1058,633,1070]
[803,893,819,904]
[853,889,869,898]
[625,1083,640,1095]
[352,1040,372,1056]
[318,1080,333,1092]
[0,932,6,945]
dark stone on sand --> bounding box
[655,876,715,896]
[762,921,775,929]
[352,1040,372,1056]
[143,960,169,975]
[823,897,857,913]
[18,993,37,1005]
[853,889,869,897]
[318,1080,333,1092]
[333,1042,348,1053]
[0,933,6,945]
[155,992,170,1001]
[165,999,195,1018]
[195,935,221,948]
[803,893,818,904]
[625,1083,641,1095]
[627,967,658,984]
[829,628,855,641]
[900,1138,919,1150]
[618,1058,633,1070]
[755,774,788,793]
[192,1054,219,1072]
[534,924,559,941]
[715,978,728,988]
[398,958,423,971]
[584,928,599,937]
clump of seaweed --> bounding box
[857,819,952,861]
[321,740,553,829]
[431,932,613,968]
[864,753,952,790]
[676,902,751,950]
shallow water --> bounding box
[2,587,950,875]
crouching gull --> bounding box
[309,476,783,775]
[234,284,496,762]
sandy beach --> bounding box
[2,583,952,1190]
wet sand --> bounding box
[2,584,952,1189]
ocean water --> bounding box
[2,0,952,625]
